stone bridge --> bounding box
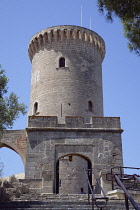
[0,130,27,166]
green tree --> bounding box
[0,65,27,135]
[97,0,140,56]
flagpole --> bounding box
[81,5,82,26]
[90,16,92,30]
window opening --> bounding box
[34,102,38,115]
[61,104,62,117]
[59,57,65,67]
[88,101,92,112]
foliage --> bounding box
[0,65,27,134]
[123,18,140,55]
[97,0,140,56]
[97,0,140,21]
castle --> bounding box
[1,25,123,194]
[1,25,140,209]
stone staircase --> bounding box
[0,201,92,210]
[0,200,139,210]
[0,194,139,210]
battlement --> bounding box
[28,25,105,62]
[27,116,122,131]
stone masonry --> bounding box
[1,25,124,195]
[26,116,123,194]
[28,25,105,122]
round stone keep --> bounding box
[28,25,105,121]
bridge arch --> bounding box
[0,147,25,176]
[0,130,27,167]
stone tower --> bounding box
[28,25,105,122]
[25,25,123,194]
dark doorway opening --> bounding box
[55,155,92,194]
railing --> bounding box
[110,167,140,191]
[107,166,140,210]
[84,168,108,210]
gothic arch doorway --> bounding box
[55,154,92,194]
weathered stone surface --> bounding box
[0,130,27,166]
[0,187,9,201]
[28,26,105,121]
[0,25,124,196]
[1,180,12,188]
[9,175,19,184]
[25,115,123,194]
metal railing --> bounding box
[106,166,140,210]
[84,168,108,210]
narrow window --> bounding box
[88,101,92,112]
[61,104,62,117]
[51,30,54,41]
[34,102,38,115]
[59,57,65,67]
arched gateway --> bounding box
[55,154,92,194]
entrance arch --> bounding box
[0,130,27,166]
[55,154,92,194]
[0,147,24,177]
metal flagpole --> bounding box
[81,5,82,26]
[90,16,92,30]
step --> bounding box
[0,200,139,210]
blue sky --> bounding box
[0,0,140,177]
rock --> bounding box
[9,174,19,183]
[1,179,12,188]
[0,187,9,201]
[17,183,30,194]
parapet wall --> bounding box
[28,25,105,62]
[27,116,122,130]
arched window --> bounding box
[88,101,92,112]
[59,57,65,67]
[33,102,38,115]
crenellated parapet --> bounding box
[28,25,105,62]
[27,116,123,132]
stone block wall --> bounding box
[25,116,123,194]
[28,26,105,121]
[59,156,88,194]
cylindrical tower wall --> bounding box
[28,25,105,121]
